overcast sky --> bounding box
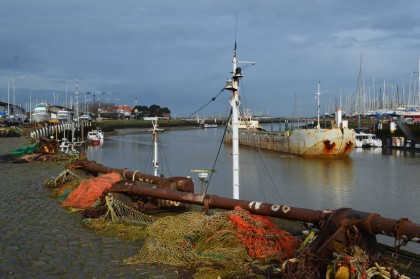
[1,0,419,117]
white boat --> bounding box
[87,129,104,142]
[31,103,50,123]
[79,114,92,121]
[203,123,217,128]
[200,118,218,128]
[56,110,72,123]
[355,132,382,148]
[236,110,264,131]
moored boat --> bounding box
[31,103,50,123]
[87,129,104,142]
[200,118,218,128]
[236,110,264,131]
[56,109,72,123]
[355,132,382,148]
[224,86,355,158]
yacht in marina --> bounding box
[31,103,50,123]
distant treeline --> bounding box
[132,104,171,118]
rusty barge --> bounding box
[224,83,355,158]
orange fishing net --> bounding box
[228,206,300,260]
[61,173,121,209]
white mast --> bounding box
[65,82,68,108]
[75,79,79,120]
[144,117,162,176]
[225,43,241,199]
[316,82,321,129]
[224,43,254,200]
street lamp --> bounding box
[29,88,42,123]
[7,75,25,118]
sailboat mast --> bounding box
[75,79,79,120]
[316,82,321,129]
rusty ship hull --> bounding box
[224,127,356,158]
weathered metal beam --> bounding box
[110,180,420,243]
[110,180,330,223]
[360,212,420,243]
[66,159,194,192]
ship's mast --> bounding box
[144,117,162,176]
[224,43,254,199]
[225,43,242,199]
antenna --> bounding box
[234,12,238,44]
[190,169,217,194]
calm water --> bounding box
[86,127,419,224]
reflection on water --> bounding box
[354,147,382,155]
[86,128,419,226]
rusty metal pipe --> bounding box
[67,159,170,185]
[360,212,420,243]
[110,180,328,223]
[66,159,194,192]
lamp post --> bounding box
[29,88,42,123]
[7,75,25,119]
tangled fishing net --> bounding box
[61,172,121,209]
[102,194,156,225]
[12,141,39,157]
[125,206,301,278]
[45,169,83,189]
[45,170,122,209]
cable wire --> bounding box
[204,109,232,194]
[184,88,226,120]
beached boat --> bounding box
[31,103,50,123]
[224,86,355,158]
[355,132,382,148]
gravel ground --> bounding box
[0,136,178,278]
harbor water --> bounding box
[86,127,420,224]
